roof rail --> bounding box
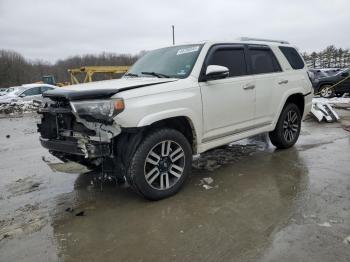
[239,37,290,44]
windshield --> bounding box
[126,44,203,79]
[14,87,26,95]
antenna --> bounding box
[172,25,175,45]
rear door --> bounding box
[246,45,284,126]
[199,44,255,142]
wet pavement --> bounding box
[0,111,350,262]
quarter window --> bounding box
[208,48,247,77]
[279,46,305,70]
[248,48,281,74]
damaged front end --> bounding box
[37,88,125,174]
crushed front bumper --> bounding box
[39,137,110,158]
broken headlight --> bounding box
[70,98,124,123]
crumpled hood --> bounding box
[44,77,178,101]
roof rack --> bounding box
[239,37,290,44]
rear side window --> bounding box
[279,46,305,69]
[208,48,247,77]
[248,48,281,74]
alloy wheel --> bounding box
[320,85,333,98]
[144,140,186,190]
[283,110,299,143]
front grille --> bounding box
[38,99,95,139]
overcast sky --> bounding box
[0,0,349,63]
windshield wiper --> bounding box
[124,73,139,77]
[141,72,170,78]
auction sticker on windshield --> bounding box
[177,46,200,55]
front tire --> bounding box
[269,103,301,149]
[126,128,192,200]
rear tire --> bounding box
[126,128,192,200]
[269,103,301,149]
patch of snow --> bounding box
[202,184,213,190]
[202,177,214,184]
[318,222,332,227]
[343,235,350,244]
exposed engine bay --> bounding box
[37,88,131,179]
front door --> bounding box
[199,45,255,143]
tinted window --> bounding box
[248,48,281,74]
[279,46,304,69]
[21,87,41,96]
[41,86,54,93]
[208,48,247,77]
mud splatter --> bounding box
[192,144,258,171]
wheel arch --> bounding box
[141,116,198,154]
[285,93,305,116]
[316,82,334,92]
[273,92,305,128]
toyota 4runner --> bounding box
[38,38,313,200]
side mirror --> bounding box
[341,72,349,78]
[205,65,229,81]
[19,94,25,98]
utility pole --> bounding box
[172,25,175,45]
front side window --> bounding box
[21,87,41,96]
[126,44,203,79]
[248,48,281,74]
[207,48,247,77]
[279,46,305,70]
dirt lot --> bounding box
[0,111,350,262]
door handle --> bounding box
[278,80,289,85]
[243,84,255,90]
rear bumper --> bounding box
[39,137,110,158]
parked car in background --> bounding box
[312,68,350,97]
[309,68,342,80]
[0,88,9,96]
[0,84,56,104]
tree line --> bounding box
[302,45,350,69]
[0,50,140,88]
[1,45,350,88]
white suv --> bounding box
[38,38,312,200]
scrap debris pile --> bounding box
[311,97,350,122]
[0,101,41,115]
